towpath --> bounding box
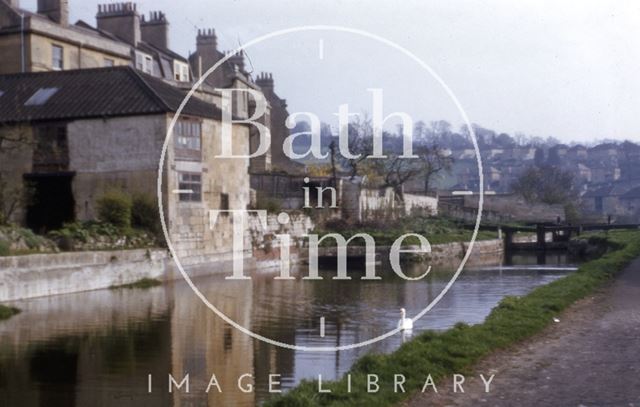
[405,257,640,407]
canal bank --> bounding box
[0,237,510,302]
[265,231,640,406]
[0,250,573,406]
[404,254,640,406]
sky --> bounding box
[22,0,640,143]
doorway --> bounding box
[25,173,75,233]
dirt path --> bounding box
[404,257,640,407]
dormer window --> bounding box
[174,61,190,82]
[135,51,153,74]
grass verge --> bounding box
[109,278,163,290]
[0,305,20,320]
[317,216,498,247]
[265,231,640,406]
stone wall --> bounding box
[166,117,251,266]
[0,124,34,224]
[440,194,565,223]
[0,212,314,301]
[317,238,505,272]
[404,193,438,216]
[0,249,171,302]
[341,182,398,222]
[68,115,166,220]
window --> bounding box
[220,193,229,211]
[135,51,153,74]
[595,197,604,213]
[174,119,202,161]
[174,61,190,82]
[52,45,63,70]
[104,58,115,67]
[33,124,69,172]
[25,88,59,106]
[178,173,202,202]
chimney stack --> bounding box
[255,72,274,93]
[96,2,141,46]
[141,11,169,49]
[195,28,219,74]
[37,0,69,26]
[227,50,245,73]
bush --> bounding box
[0,240,9,256]
[0,305,19,320]
[131,194,160,234]
[258,198,282,214]
[97,190,132,229]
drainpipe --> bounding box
[20,12,25,72]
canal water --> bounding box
[0,254,575,406]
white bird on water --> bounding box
[398,308,413,331]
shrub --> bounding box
[0,240,9,256]
[258,198,282,214]
[0,305,19,320]
[97,190,132,229]
[131,194,160,234]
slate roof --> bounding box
[0,66,221,123]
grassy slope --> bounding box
[266,231,640,407]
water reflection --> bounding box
[0,255,572,407]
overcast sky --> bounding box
[23,0,640,143]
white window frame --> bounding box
[174,61,190,82]
[177,172,202,202]
[52,45,63,70]
[135,51,153,75]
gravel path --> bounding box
[404,257,640,407]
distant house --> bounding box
[582,181,640,217]
[620,187,640,220]
[0,67,251,265]
[485,166,501,190]
[588,143,618,163]
[590,163,621,184]
[571,163,592,184]
[568,144,588,161]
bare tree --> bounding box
[340,116,373,179]
[376,155,423,203]
[416,143,454,194]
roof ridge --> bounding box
[126,68,173,112]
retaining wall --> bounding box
[0,249,171,302]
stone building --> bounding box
[0,66,251,265]
[0,0,191,83]
[188,28,274,172]
[254,72,305,175]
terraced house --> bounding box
[0,0,311,266]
